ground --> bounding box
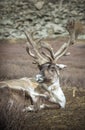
[0,37,85,130]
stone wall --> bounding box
[0,0,85,39]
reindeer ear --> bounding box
[56,64,67,69]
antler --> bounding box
[37,19,77,62]
[24,18,79,66]
[54,18,77,61]
[24,30,50,65]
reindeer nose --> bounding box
[36,74,44,83]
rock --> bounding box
[0,0,85,39]
[4,32,10,37]
[45,23,65,34]
[78,35,85,40]
[1,19,13,26]
[54,18,60,24]
[10,30,25,39]
[34,1,44,10]
[48,2,56,9]
[36,29,48,38]
[71,10,78,15]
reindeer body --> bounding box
[0,19,79,111]
[0,78,47,105]
[0,77,38,90]
[0,75,66,111]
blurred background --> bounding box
[0,0,85,39]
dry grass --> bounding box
[0,38,85,130]
[0,86,85,130]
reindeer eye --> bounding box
[51,69,54,72]
[50,68,55,72]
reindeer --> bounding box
[0,19,79,111]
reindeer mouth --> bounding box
[36,74,45,83]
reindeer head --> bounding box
[24,19,78,84]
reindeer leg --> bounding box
[23,88,50,112]
[40,103,60,110]
[23,93,43,112]
[23,105,36,112]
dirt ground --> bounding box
[0,37,85,130]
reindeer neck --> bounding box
[43,78,60,87]
[49,78,60,88]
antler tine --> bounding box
[24,30,37,58]
[42,51,53,62]
[26,46,36,59]
[54,42,70,61]
[66,18,76,45]
[24,30,36,48]
[26,46,38,64]
[54,18,76,61]
[40,41,55,60]
[36,38,43,45]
